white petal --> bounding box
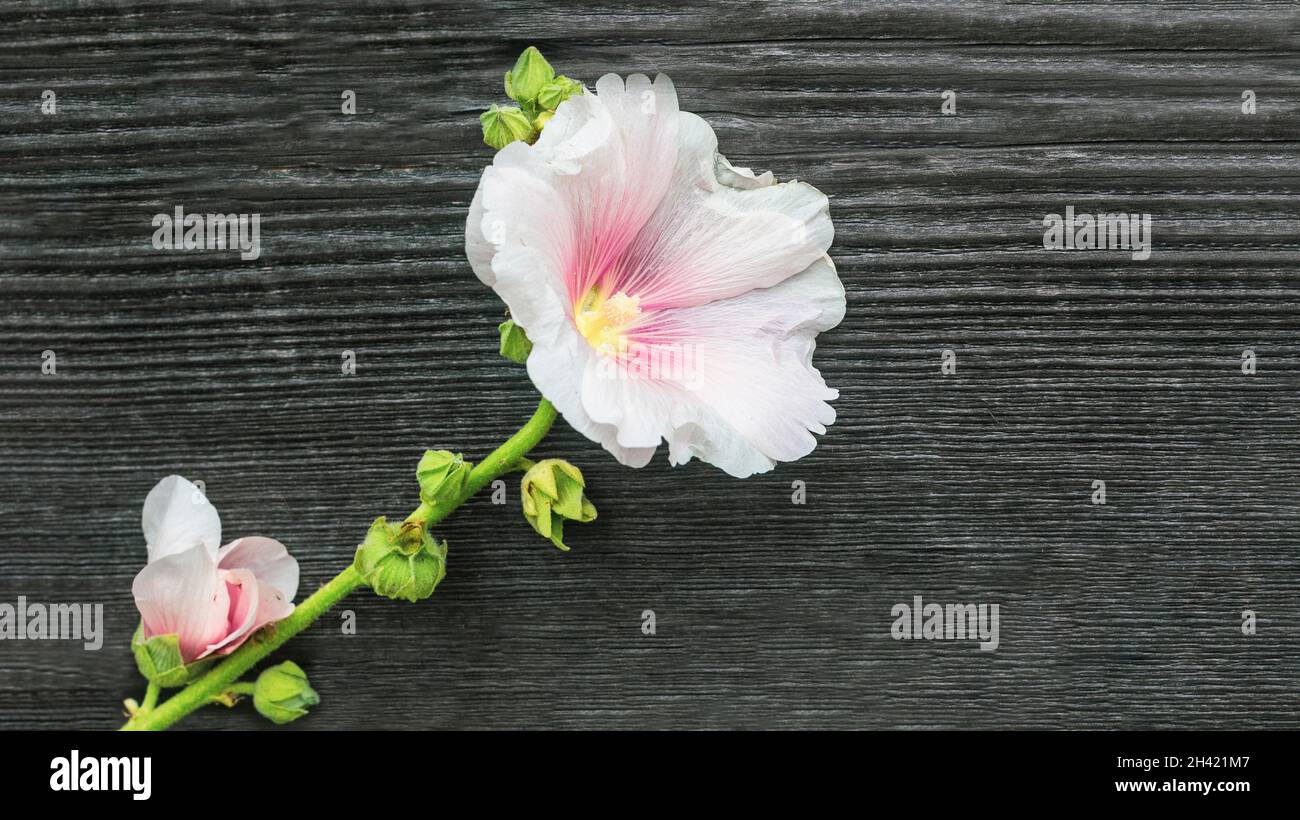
[526,330,657,468]
[474,74,681,310]
[141,475,221,563]
[667,415,780,478]
[131,543,230,664]
[532,84,621,171]
[465,177,496,285]
[715,154,775,190]
[470,70,832,317]
[489,244,571,347]
[653,256,843,464]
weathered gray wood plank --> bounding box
[0,1,1297,729]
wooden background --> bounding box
[1,0,1298,729]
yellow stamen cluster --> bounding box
[575,289,641,355]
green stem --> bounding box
[120,398,557,731]
[140,681,160,713]
[462,400,557,500]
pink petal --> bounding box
[141,475,221,564]
[201,568,261,656]
[202,566,292,657]
[132,544,230,664]
[200,564,297,658]
[217,536,299,602]
[244,575,294,641]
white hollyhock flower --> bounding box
[467,73,844,477]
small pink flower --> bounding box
[131,476,299,664]
[467,73,844,477]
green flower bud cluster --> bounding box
[481,46,583,150]
[354,516,448,603]
[252,660,320,725]
[521,458,597,551]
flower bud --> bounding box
[480,104,536,150]
[131,624,215,688]
[536,75,582,111]
[252,660,320,725]
[503,46,555,104]
[354,517,448,602]
[498,319,533,364]
[532,110,554,132]
[417,450,471,509]
[520,459,596,551]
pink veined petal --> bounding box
[141,475,222,564]
[132,544,230,664]
[477,73,681,311]
[653,255,842,471]
[217,536,299,603]
[530,77,829,310]
[570,73,682,304]
[476,70,833,332]
[601,111,833,311]
[580,256,845,477]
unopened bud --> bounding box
[354,517,448,602]
[503,46,555,104]
[520,459,596,551]
[416,450,471,510]
[536,75,582,111]
[481,104,536,150]
[252,661,320,725]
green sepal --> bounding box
[131,624,216,688]
[498,319,533,364]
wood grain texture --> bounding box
[1,0,1298,729]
